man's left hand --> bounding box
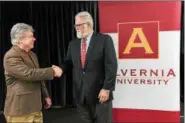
[98,89,110,103]
[45,97,52,109]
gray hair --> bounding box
[10,23,34,45]
[75,11,93,28]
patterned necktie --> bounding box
[81,38,86,68]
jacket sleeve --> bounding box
[4,54,54,81]
[103,35,118,91]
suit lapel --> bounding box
[19,52,35,68]
[13,46,39,68]
[76,39,82,68]
[29,52,39,68]
[84,33,96,68]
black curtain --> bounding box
[180,1,184,102]
[0,1,99,111]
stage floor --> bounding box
[0,105,184,123]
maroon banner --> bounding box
[98,1,181,123]
[99,1,181,32]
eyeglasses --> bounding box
[74,22,87,28]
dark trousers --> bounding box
[76,98,112,123]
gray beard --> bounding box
[77,31,82,38]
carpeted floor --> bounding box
[0,104,184,123]
[44,108,84,123]
[43,108,184,123]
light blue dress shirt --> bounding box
[81,31,93,51]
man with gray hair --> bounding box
[3,23,62,123]
[59,11,118,123]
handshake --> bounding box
[52,65,63,77]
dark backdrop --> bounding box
[180,1,184,102]
[0,1,99,110]
[0,1,184,111]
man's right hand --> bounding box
[52,65,63,77]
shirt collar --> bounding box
[86,31,93,41]
[82,31,93,41]
[13,45,30,55]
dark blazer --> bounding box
[62,32,118,104]
[3,46,54,116]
